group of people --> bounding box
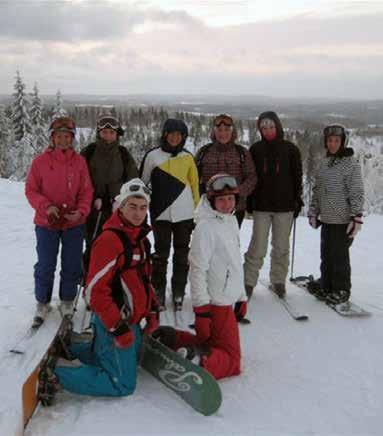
[24,109,364,399]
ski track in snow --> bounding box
[0,179,383,436]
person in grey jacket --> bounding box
[308,124,364,305]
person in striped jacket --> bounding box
[308,124,364,305]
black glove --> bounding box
[234,301,247,322]
[293,198,304,218]
[152,326,177,349]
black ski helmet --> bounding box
[97,115,124,137]
[323,124,349,148]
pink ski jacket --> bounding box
[25,147,93,230]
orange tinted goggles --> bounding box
[51,117,76,131]
[214,114,233,128]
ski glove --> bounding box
[346,216,363,238]
[110,319,134,349]
[308,216,321,229]
[194,305,212,342]
[234,301,247,322]
[145,310,159,335]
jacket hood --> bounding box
[257,111,284,141]
[160,118,188,155]
[194,195,235,224]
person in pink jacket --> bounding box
[25,116,93,328]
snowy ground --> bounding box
[0,178,382,436]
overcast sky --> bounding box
[1,0,383,99]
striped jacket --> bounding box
[140,147,200,222]
[309,150,364,224]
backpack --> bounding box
[105,228,152,311]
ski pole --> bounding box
[91,209,103,242]
[290,218,296,281]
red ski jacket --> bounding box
[85,211,157,330]
[25,147,93,230]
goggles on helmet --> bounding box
[128,183,151,196]
[97,116,120,131]
[49,117,76,136]
[324,125,346,137]
[214,114,234,128]
[259,118,276,129]
[207,175,238,192]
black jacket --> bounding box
[247,111,303,213]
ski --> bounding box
[290,275,371,317]
[141,334,222,416]
[259,279,309,321]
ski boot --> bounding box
[173,296,183,312]
[271,283,286,299]
[177,344,211,366]
[151,326,177,349]
[158,297,166,312]
[326,290,350,306]
[59,300,74,320]
[32,303,52,329]
[38,355,60,407]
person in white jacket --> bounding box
[153,174,247,380]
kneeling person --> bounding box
[154,174,247,380]
[52,179,159,397]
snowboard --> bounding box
[22,316,72,429]
[140,335,222,416]
[291,276,371,317]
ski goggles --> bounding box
[50,117,76,132]
[324,125,345,137]
[97,116,120,130]
[259,118,276,129]
[128,184,151,195]
[208,175,238,192]
[214,114,234,128]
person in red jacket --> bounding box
[50,179,159,397]
[25,117,93,327]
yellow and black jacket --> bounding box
[140,146,200,222]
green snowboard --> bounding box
[140,335,222,416]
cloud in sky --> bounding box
[1,0,382,98]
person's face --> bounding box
[166,131,183,147]
[100,128,118,144]
[261,125,277,141]
[120,197,148,226]
[214,194,236,214]
[326,135,342,154]
[52,131,73,149]
[214,125,233,145]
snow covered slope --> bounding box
[0,179,382,436]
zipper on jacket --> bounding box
[222,270,230,293]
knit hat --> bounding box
[115,178,151,206]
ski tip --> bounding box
[9,348,25,355]
[295,315,309,321]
